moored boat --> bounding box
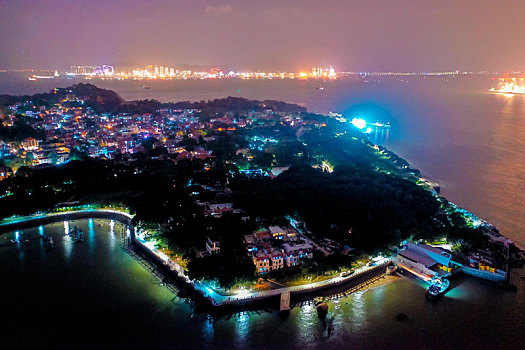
[426,276,450,300]
[386,265,398,275]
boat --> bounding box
[489,76,525,95]
[370,121,391,129]
[386,265,398,275]
[426,285,442,300]
[425,276,450,300]
[142,85,151,90]
[72,227,84,243]
[43,235,54,250]
[316,302,329,319]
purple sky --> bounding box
[1,0,525,71]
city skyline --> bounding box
[2,1,525,72]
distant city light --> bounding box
[61,65,339,81]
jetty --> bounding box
[280,292,291,312]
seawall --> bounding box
[1,209,389,313]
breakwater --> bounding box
[0,209,133,233]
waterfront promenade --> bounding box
[1,208,390,310]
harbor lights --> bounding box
[351,117,367,129]
[351,118,374,134]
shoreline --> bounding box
[0,208,391,314]
[417,176,523,252]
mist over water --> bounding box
[1,73,523,247]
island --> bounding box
[0,84,522,309]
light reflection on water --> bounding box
[63,222,73,261]
[108,220,116,251]
[444,287,468,300]
[349,291,367,329]
[202,317,214,343]
[371,127,389,145]
[88,218,95,249]
[235,311,250,345]
[296,301,316,344]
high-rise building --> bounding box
[93,65,114,75]
[146,65,155,75]
[70,65,96,75]
[312,66,322,77]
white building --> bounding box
[205,236,221,255]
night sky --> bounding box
[1,0,525,71]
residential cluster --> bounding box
[0,89,323,173]
[244,225,314,274]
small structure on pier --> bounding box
[280,291,290,312]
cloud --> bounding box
[205,5,233,15]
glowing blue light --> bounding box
[351,118,367,129]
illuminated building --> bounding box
[21,137,39,150]
[93,65,114,76]
[312,66,322,77]
[70,65,96,75]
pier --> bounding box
[280,292,291,312]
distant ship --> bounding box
[370,121,391,128]
[489,76,525,95]
[142,85,151,90]
[28,70,59,81]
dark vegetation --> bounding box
[0,83,305,115]
[186,216,256,288]
[0,158,197,223]
[0,117,46,142]
[231,164,440,252]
